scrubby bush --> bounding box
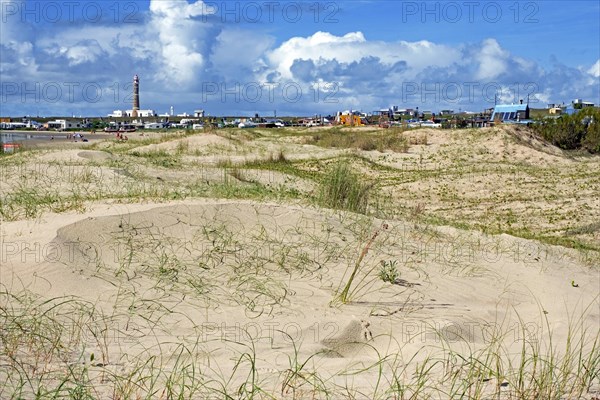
[582,114,600,153]
[532,108,600,153]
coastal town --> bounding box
[1,0,599,398]
[1,75,597,140]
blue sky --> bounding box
[1,0,599,117]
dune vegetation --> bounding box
[1,125,598,399]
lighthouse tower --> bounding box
[132,74,140,118]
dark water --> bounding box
[0,132,57,143]
[0,131,52,143]
[1,131,69,153]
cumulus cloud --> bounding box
[148,0,217,85]
[257,33,578,112]
[0,0,598,116]
[0,40,38,78]
[588,60,600,78]
[0,0,38,77]
[475,38,509,80]
[48,40,107,66]
[209,28,274,80]
[264,31,459,82]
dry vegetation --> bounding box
[1,125,599,399]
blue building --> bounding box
[563,106,580,116]
[491,103,530,123]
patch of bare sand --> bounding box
[77,150,113,161]
[369,126,573,170]
[33,149,113,163]
[2,200,598,397]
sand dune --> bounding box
[1,126,598,398]
[2,199,597,398]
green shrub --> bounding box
[378,260,400,283]
[582,115,600,153]
[532,108,600,153]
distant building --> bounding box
[133,109,155,117]
[549,107,562,115]
[564,105,579,115]
[47,119,82,130]
[132,74,140,118]
[0,122,27,129]
[573,99,595,108]
[108,109,156,118]
[108,110,127,118]
[393,108,409,118]
[194,110,205,118]
[491,103,530,123]
[144,122,163,129]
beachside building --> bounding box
[46,119,82,130]
[108,109,156,118]
[564,105,579,116]
[0,122,27,129]
[130,109,156,117]
[573,99,595,108]
[549,107,563,115]
[108,110,127,118]
[144,122,163,129]
[490,103,530,123]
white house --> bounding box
[134,109,156,117]
[0,122,27,129]
[47,119,82,130]
[144,123,163,129]
[108,110,127,118]
[573,99,595,108]
[108,109,156,118]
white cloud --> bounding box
[1,40,38,78]
[49,40,106,66]
[209,29,274,79]
[588,59,600,78]
[264,31,459,81]
[148,0,217,85]
[475,38,509,80]
[0,3,598,117]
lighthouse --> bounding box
[132,74,140,118]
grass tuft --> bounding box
[318,161,374,214]
[378,260,400,283]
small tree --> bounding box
[532,108,599,153]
